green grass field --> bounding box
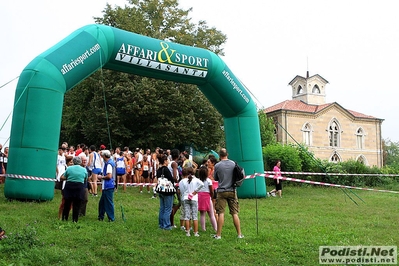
[0,184,398,266]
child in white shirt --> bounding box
[178,167,204,237]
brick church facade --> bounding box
[264,73,384,167]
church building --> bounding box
[264,72,384,167]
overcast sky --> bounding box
[1,0,398,146]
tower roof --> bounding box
[264,99,382,120]
[288,74,329,86]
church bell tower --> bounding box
[289,71,328,105]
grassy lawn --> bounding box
[0,184,398,266]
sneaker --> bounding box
[173,225,177,228]
[186,231,191,237]
[180,226,186,231]
[151,195,156,199]
[237,234,245,239]
[194,232,200,237]
[212,235,221,240]
[140,191,143,194]
[94,194,98,197]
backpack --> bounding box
[233,162,245,187]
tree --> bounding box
[263,143,301,172]
[383,138,399,166]
[61,0,227,150]
[258,111,276,147]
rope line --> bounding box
[3,172,398,194]
[259,173,399,194]
[264,171,399,177]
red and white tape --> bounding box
[4,174,54,182]
[3,172,398,194]
[108,183,157,187]
[253,173,399,194]
[264,171,399,177]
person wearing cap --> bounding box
[98,150,116,222]
[60,156,88,223]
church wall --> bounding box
[273,107,383,167]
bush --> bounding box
[263,144,301,172]
[262,143,399,189]
[295,144,323,173]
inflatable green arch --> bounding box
[4,24,265,200]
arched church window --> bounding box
[302,123,312,145]
[330,152,341,163]
[356,155,368,165]
[297,85,303,94]
[329,120,340,147]
[356,127,364,149]
[312,84,320,94]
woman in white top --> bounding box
[56,147,67,183]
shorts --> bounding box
[142,171,149,179]
[92,168,102,175]
[183,200,198,220]
[117,169,126,176]
[215,191,239,215]
[274,179,282,191]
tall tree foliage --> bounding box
[258,111,276,147]
[383,139,399,167]
[61,0,227,150]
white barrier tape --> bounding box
[93,182,157,187]
[256,173,399,194]
[4,172,398,194]
[5,174,54,182]
[264,171,399,177]
[124,183,157,187]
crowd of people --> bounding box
[1,140,284,240]
[56,142,245,239]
